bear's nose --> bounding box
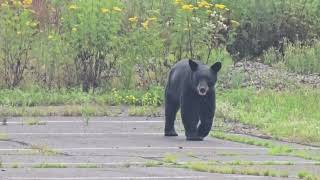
[200,88,206,94]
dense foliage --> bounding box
[0,0,319,91]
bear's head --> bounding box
[189,59,221,96]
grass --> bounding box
[0,87,163,107]
[0,85,319,145]
[10,163,19,168]
[0,133,8,140]
[181,161,288,178]
[216,88,320,144]
[226,160,293,166]
[298,171,320,180]
[145,161,163,167]
[75,164,99,168]
[32,163,67,168]
[264,41,320,74]
[30,144,60,156]
[128,106,161,117]
[163,153,178,164]
[0,105,121,117]
[212,131,274,148]
[212,132,320,162]
[23,118,46,125]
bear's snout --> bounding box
[197,81,208,96]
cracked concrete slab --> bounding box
[1,116,320,179]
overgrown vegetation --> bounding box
[23,117,46,125]
[298,171,320,180]
[0,133,8,140]
[0,0,235,90]
[216,88,320,143]
[211,132,320,162]
[181,161,289,177]
[263,41,320,74]
[128,106,160,117]
[32,163,67,168]
[30,144,60,156]
[220,0,320,60]
[0,86,163,106]
[0,0,319,157]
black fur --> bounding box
[164,59,221,141]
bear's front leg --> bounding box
[164,93,179,136]
[181,96,202,141]
[198,94,215,138]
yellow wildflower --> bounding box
[197,1,211,8]
[72,27,77,32]
[17,31,21,35]
[175,0,183,5]
[215,4,226,9]
[1,1,9,8]
[100,8,109,14]
[22,0,32,6]
[30,22,37,27]
[48,35,54,40]
[112,6,122,12]
[182,4,194,12]
[231,20,240,28]
[141,20,149,30]
[68,4,78,10]
[128,16,138,23]
[13,0,22,7]
[148,17,157,21]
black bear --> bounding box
[164,59,221,141]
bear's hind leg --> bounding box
[164,95,179,136]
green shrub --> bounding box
[0,0,38,88]
[221,0,320,60]
[263,40,320,74]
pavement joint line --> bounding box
[4,176,208,180]
[0,147,269,151]
[1,162,149,166]
[6,120,163,124]
[0,146,318,150]
[224,175,278,179]
[1,161,319,166]
[5,132,163,135]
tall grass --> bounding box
[0,86,163,106]
[264,41,320,74]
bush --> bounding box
[263,40,320,74]
[61,0,124,92]
[0,0,38,88]
[221,0,320,60]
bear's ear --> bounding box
[211,62,222,72]
[189,59,198,71]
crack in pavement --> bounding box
[2,138,72,156]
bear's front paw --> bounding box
[164,130,178,136]
[186,136,203,141]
